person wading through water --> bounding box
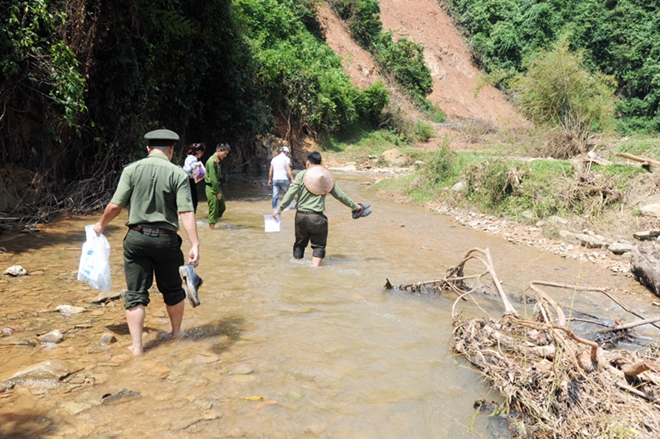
[268,144,294,209]
[273,151,369,267]
[204,143,231,230]
[182,142,206,214]
[93,129,200,356]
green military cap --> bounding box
[144,129,180,141]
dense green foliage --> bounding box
[327,0,433,105]
[443,0,660,132]
[513,38,617,144]
[0,0,389,198]
[235,0,388,137]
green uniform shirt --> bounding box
[204,155,222,194]
[278,170,357,213]
[110,153,193,231]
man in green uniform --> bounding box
[93,129,200,356]
[273,151,363,267]
[204,143,231,230]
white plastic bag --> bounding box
[77,225,111,291]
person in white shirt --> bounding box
[268,145,294,209]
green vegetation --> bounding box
[327,0,433,106]
[443,0,660,133]
[0,0,392,197]
[377,145,648,222]
[513,38,617,146]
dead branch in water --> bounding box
[387,247,660,438]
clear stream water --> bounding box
[0,173,655,438]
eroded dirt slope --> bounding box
[320,0,524,127]
[318,5,380,90]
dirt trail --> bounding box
[320,0,525,127]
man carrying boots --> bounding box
[93,129,200,356]
[273,151,371,267]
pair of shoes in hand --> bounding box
[352,203,372,219]
[179,264,203,308]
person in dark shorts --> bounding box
[273,151,363,267]
[93,129,200,356]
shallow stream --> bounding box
[0,173,656,438]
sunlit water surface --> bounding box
[0,173,654,438]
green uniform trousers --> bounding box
[205,185,226,224]
[123,229,185,308]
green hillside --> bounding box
[443,0,660,133]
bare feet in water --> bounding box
[128,345,144,356]
[170,330,185,340]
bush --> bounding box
[421,144,458,185]
[375,31,433,103]
[513,37,617,149]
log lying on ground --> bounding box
[631,242,660,297]
[615,152,660,167]
[388,247,660,438]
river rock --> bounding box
[633,230,660,241]
[631,242,660,296]
[101,387,142,404]
[38,330,64,344]
[90,290,125,304]
[9,360,75,383]
[640,204,660,217]
[609,242,634,255]
[521,210,534,220]
[56,305,86,314]
[381,149,409,167]
[4,265,27,276]
[452,182,466,192]
[574,233,608,249]
[99,333,117,346]
[559,230,574,239]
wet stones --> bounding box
[56,305,86,315]
[99,333,117,346]
[3,265,27,276]
[101,387,142,404]
[38,329,64,344]
[8,360,78,383]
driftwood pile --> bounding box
[386,248,660,438]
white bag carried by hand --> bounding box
[77,225,111,291]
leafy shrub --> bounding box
[421,144,458,185]
[356,80,390,125]
[375,31,433,104]
[413,121,433,142]
[512,37,617,148]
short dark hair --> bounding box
[187,143,206,155]
[216,143,231,152]
[307,151,322,165]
